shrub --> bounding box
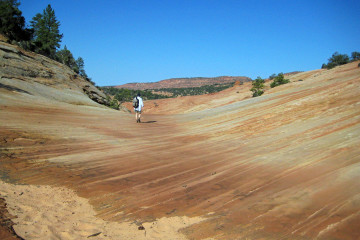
[102,82,235,102]
[106,96,119,110]
[158,82,234,97]
[56,46,77,70]
[322,52,350,69]
[270,73,290,88]
[250,77,265,97]
[351,51,360,61]
[109,99,119,110]
[269,74,277,80]
[18,40,36,51]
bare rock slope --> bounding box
[0,37,108,106]
[0,37,359,240]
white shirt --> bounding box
[134,96,144,111]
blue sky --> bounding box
[19,0,360,86]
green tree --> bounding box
[30,4,63,58]
[56,45,77,70]
[0,0,32,41]
[351,51,360,61]
[322,52,350,69]
[76,57,88,78]
[114,89,133,102]
[56,47,90,78]
[270,73,290,88]
[269,73,277,80]
[250,77,265,97]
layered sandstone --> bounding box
[0,38,359,239]
[0,36,108,106]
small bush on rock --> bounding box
[322,52,350,69]
[270,73,290,88]
[251,77,265,97]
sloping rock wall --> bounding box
[0,37,108,107]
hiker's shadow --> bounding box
[142,121,157,124]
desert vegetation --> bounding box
[102,82,237,109]
[103,87,169,102]
[106,95,120,110]
[101,83,234,102]
[250,77,265,97]
[101,87,169,109]
[270,73,290,88]
[156,82,236,97]
[322,51,360,69]
[250,73,290,98]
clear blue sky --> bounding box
[19,0,360,86]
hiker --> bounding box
[133,93,144,123]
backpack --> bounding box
[132,97,139,108]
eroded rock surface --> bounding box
[0,38,108,106]
[0,40,359,239]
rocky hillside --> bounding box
[1,49,359,239]
[0,35,108,107]
[114,76,251,90]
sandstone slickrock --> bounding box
[0,37,360,239]
[0,38,108,106]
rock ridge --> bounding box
[114,76,252,90]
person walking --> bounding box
[133,93,144,123]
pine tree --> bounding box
[30,4,62,58]
[0,0,32,41]
[76,57,88,78]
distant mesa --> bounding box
[113,76,252,90]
